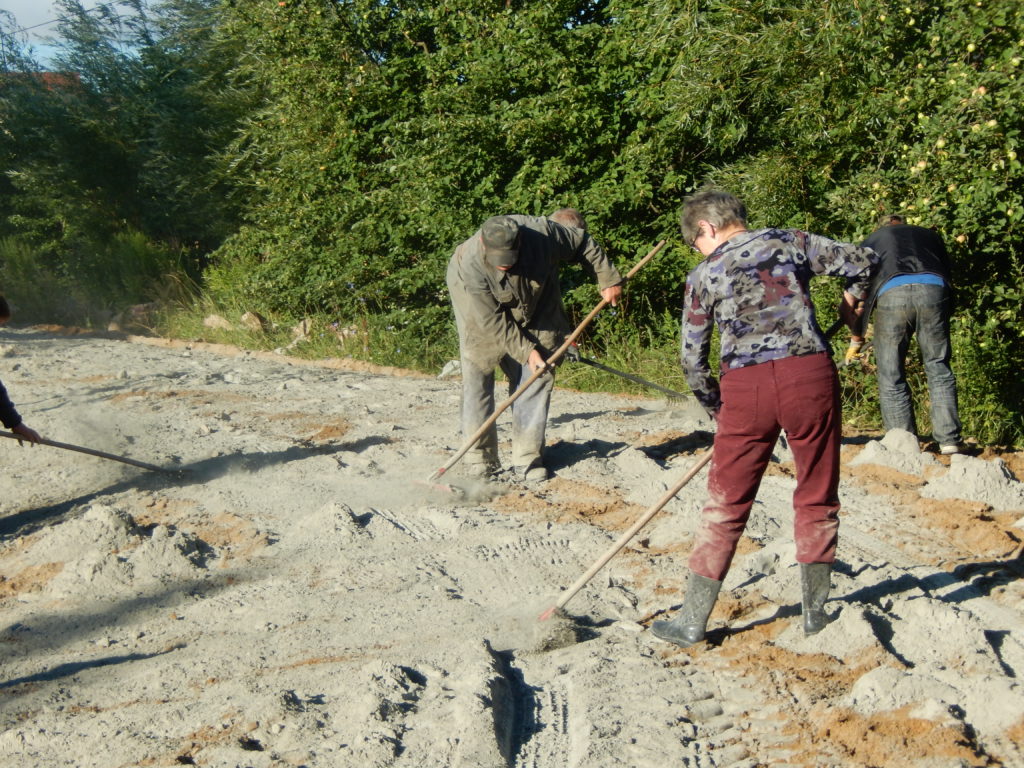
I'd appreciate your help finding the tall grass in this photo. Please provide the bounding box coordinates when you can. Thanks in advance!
[0,232,196,327]
[0,236,87,323]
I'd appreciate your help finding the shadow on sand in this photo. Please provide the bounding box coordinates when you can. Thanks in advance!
[0,439,372,540]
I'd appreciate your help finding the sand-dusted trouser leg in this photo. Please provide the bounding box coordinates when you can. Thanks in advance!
[651,571,723,647]
[499,355,554,470]
[459,353,554,471]
[459,354,501,471]
[801,562,831,635]
[689,353,841,582]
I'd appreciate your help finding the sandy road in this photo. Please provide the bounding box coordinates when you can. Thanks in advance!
[0,326,1022,767]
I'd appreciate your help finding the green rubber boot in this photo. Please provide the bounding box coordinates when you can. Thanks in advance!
[651,571,723,648]
[801,562,832,635]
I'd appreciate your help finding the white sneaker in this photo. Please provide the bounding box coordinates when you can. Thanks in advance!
[939,443,961,455]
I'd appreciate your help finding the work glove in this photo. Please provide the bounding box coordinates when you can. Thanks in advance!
[844,339,865,365]
[565,343,581,363]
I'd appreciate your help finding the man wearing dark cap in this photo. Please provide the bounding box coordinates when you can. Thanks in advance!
[445,209,623,481]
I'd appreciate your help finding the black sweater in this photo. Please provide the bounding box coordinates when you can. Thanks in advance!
[856,224,954,336]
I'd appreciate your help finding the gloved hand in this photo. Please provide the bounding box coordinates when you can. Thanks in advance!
[844,338,865,365]
[565,343,581,362]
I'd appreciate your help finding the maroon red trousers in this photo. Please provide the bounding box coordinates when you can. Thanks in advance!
[689,352,841,581]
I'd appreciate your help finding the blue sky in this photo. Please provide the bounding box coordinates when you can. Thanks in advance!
[1,0,107,64]
[1,1,107,39]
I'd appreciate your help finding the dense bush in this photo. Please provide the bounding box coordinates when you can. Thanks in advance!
[202,0,1022,444]
[1,0,1021,444]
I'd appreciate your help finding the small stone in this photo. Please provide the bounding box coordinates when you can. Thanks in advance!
[203,314,233,330]
[240,311,267,332]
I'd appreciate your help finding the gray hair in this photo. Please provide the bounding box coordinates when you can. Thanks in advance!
[549,207,587,230]
[679,189,747,245]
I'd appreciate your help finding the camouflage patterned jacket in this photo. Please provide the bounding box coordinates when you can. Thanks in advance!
[446,215,622,372]
[681,227,877,415]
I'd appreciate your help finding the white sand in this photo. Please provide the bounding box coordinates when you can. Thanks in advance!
[0,327,1022,767]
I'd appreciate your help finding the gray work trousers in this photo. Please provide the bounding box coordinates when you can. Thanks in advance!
[460,353,554,470]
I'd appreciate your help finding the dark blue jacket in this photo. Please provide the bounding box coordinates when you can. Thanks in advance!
[0,380,22,429]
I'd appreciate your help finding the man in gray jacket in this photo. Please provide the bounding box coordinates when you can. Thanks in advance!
[445,209,623,482]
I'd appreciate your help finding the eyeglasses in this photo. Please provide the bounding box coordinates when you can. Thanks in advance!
[688,230,703,250]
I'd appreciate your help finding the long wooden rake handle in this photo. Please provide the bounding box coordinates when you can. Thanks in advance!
[0,430,173,474]
[428,239,667,482]
[538,449,713,621]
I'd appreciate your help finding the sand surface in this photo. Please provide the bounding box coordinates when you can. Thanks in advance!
[1,326,1022,767]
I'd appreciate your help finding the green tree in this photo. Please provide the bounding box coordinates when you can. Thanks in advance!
[207,0,1024,444]
[0,0,254,314]
[7,0,1020,443]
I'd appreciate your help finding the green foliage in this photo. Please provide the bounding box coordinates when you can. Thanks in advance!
[951,276,1024,445]
[0,0,253,319]
[0,231,195,325]
[207,0,682,322]
[558,307,690,397]
[347,303,459,371]
[197,0,1024,446]
[0,237,84,323]
[3,0,1023,445]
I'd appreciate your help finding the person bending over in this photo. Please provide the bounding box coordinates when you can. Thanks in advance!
[445,210,622,482]
[847,214,963,455]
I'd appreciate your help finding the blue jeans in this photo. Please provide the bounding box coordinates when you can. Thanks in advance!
[873,283,961,445]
